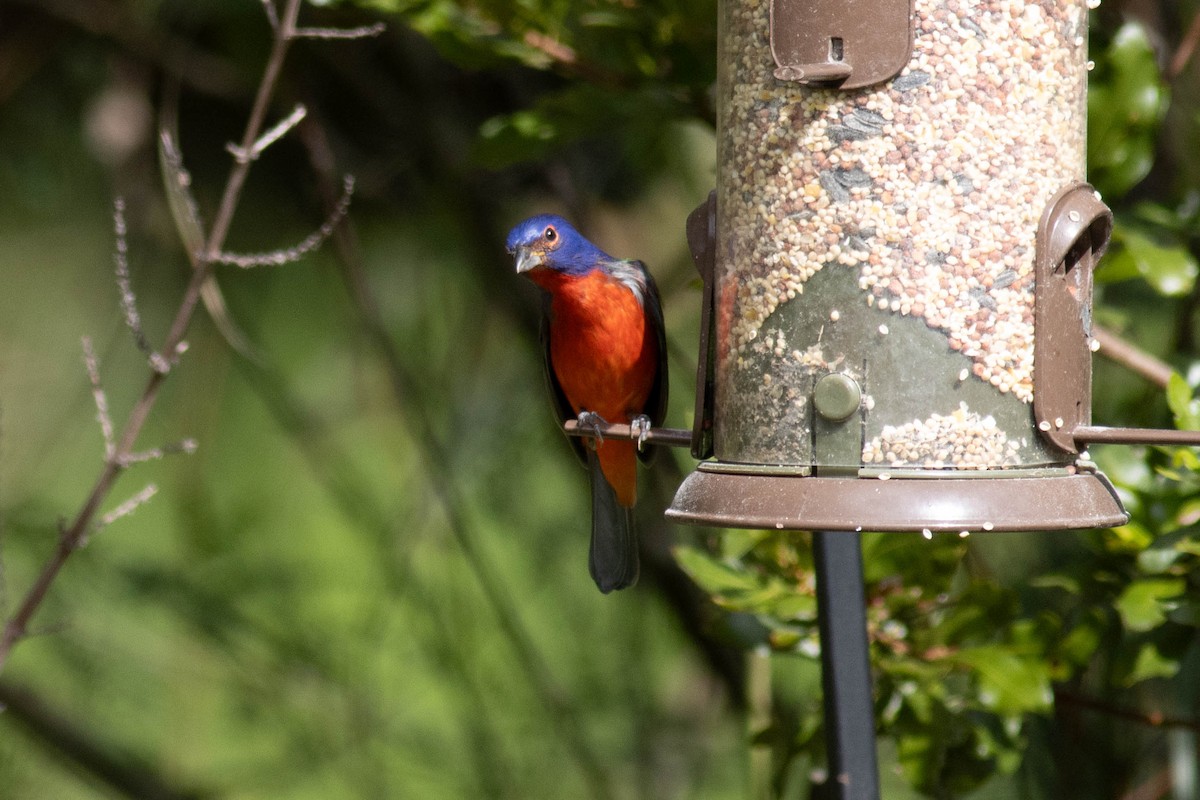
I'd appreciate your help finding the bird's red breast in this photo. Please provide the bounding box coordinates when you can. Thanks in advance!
[530,267,660,507]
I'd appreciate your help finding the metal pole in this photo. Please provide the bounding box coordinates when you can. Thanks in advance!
[811,530,880,800]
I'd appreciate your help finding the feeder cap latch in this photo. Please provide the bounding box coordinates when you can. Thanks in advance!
[770,0,914,89]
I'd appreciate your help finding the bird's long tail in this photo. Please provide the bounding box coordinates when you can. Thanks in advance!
[587,449,639,593]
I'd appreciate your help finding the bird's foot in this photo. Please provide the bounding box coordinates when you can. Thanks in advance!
[577,411,607,449]
[630,415,652,452]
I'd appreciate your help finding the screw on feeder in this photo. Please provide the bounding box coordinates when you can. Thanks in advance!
[813,373,862,422]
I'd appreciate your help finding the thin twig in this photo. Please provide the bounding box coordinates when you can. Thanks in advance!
[1056,686,1200,733]
[212,175,355,268]
[111,199,142,349]
[260,0,279,30]
[159,110,264,363]
[93,484,158,536]
[292,23,386,40]
[1092,325,1174,389]
[119,439,199,467]
[523,30,579,67]
[1167,10,1200,81]
[226,103,307,163]
[112,199,169,372]
[81,337,116,462]
[0,0,307,672]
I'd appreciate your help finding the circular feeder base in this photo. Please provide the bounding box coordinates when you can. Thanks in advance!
[665,468,1128,532]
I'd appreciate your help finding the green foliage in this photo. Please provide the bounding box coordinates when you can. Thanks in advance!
[5,1,1200,799]
[350,0,716,169]
[680,532,1049,796]
[0,2,735,799]
[1102,223,1198,297]
[1088,22,1167,199]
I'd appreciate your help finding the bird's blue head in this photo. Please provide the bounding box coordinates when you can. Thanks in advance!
[506,214,611,278]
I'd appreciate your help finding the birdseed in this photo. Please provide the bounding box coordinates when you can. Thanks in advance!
[713,0,1088,469]
[862,402,1021,469]
[716,0,1087,400]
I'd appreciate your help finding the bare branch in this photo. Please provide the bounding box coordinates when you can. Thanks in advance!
[291,22,386,40]
[211,175,355,268]
[95,484,158,533]
[112,199,145,349]
[112,198,170,373]
[520,29,628,87]
[0,0,312,674]
[202,0,303,263]
[80,337,116,462]
[1056,686,1200,733]
[79,340,198,470]
[261,0,280,30]
[1168,10,1200,81]
[1092,325,1174,389]
[160,121,264,362]
[119,438,198,467]
[226,103,307,164]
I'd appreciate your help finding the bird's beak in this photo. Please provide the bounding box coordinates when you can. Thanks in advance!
[513,246,544,274]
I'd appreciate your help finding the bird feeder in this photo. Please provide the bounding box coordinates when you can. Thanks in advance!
[541,3,1200,796]
[663,0,1170,534]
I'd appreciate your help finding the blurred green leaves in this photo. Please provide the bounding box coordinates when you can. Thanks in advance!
[1115,577,1186,632]
[678,531,1070,796]
[1089,22,1167,199]
[4,0,1200,798]
[0,2,737,798]
[1090,22,1199,305]
[349,0,716,169]
[473,83,691,168]
[1102,223,1198,296]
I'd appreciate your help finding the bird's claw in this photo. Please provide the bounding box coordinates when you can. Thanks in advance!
[577,411,607,449]
[631,415,652,452]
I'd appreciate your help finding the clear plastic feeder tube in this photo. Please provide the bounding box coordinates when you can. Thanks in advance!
[713,0,1091,472]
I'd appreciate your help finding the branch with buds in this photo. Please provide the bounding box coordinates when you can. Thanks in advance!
[0,0,380,673]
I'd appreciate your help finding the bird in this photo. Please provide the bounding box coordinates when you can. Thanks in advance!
[507,214,668,593]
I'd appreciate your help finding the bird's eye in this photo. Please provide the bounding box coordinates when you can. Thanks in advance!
[544,226,557,243]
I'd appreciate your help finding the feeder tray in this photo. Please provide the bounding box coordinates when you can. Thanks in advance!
[666,468,1126,532]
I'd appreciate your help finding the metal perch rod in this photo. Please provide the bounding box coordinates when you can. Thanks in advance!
[562,420,1200,451]
[561,419,694,448]
[1074,426,1200,447]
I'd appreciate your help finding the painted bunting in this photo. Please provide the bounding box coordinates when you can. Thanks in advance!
[507,214,668,593]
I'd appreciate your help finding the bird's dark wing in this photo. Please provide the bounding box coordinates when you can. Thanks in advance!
[540,297,588,465]
[637,261,669,466]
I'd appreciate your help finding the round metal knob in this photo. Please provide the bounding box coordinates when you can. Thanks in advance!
[813,373,861,421]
